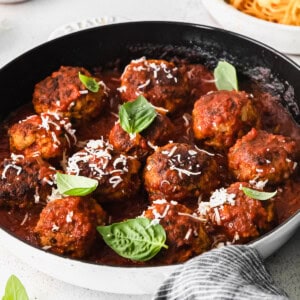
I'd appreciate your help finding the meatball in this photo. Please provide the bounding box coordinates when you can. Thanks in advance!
[228,128,298,183]
[32,66,106,121]
[0,154,56,209]
[9,113,76,160]
[109,113,175,159]
[119,57,189,114]
[192,90,260,149]
[34,196,106,258]
[143,199,210,263]
[202,182,275,243]
[66,138,141,201]
[143,143,220,202]
[183,64,217,101]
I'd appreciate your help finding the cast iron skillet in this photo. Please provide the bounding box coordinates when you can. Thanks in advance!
[0,21,299,294]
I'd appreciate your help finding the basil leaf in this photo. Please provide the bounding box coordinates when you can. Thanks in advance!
[56,173,98,196]
[119,95,157,134]
[2,275,29,300]
[78,72,99,93]
[214,61,239,91]
[241,186,277,200]
[97,217,168,261]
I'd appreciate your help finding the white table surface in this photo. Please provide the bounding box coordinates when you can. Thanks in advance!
[0,0,299,299]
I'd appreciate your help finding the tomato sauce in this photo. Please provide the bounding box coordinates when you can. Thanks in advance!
[0,66,299,267]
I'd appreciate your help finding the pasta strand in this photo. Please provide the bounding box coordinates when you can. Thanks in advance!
[226,0,300,25]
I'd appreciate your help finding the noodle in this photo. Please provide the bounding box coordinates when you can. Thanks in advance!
[226,0,300,26]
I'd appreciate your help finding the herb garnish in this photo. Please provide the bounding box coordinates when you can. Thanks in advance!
[241,186,277,200]
[214,61,239,91]
[97,217,168,261]
[56,173,98,196]
[2,275,29,300]
[119,95,157,134]
[78,72,100,93]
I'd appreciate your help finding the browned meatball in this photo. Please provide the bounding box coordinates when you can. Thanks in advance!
[33,66,106,121]
[228,128,298,183]
[143,143,220,202]
[0,154,56,209]
[34,196,106,258]
[143,199,210,263]
[9,113,76,160]
[192,90,260,149]
[202,182,275,243]
[119,58,189,114]
[109,113,175,159]
[183,64,217,101]
[66,139,141,202]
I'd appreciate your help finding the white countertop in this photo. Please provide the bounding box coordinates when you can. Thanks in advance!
[0,0,299,299]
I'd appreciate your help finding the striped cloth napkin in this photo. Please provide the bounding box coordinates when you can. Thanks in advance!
[153,245,289,300]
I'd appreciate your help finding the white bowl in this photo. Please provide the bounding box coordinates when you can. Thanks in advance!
[202,0,300,55]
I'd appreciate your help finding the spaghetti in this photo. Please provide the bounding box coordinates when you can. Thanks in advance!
[226,0,300,26]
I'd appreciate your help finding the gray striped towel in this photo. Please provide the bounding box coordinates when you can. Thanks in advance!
[153,245,289,300]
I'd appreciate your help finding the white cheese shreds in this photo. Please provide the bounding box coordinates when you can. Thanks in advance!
[249,178,268,190]
[153,199,168,204]
[178,212,206,222]
[152,204,170,220]
[184,228,193,240]
[137,79,151,90]
[67,137,132,189]
[42,246,52,250]
[188,150,197,156]
[167,146,178,157]
[34,187,40,203]
[147,141,158,150]
[169,165,201,178]
[79,90,89,95]
[47,188,64,202]
[1,164,22,179]
[198,202,210,216]
[131,57,146,63]
[214,208,221,225]
[209,187,236,207]
[109,176,123,188]
[182,114,190,127]
[160,179,171,186]
[151,105,169,113]
[51,224,60,232]
[20,213,29,226]
[233,231,240,242]
[194,145,215,156]
[117,85,127,93]
[10,153,24,161]
[66,211,74,223]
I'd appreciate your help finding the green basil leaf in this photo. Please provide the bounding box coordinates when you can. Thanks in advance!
[214,61,239,91]
[97,217,168,261]
[241,186,277,200]
[56,173,98,196]
[119,95,157,134]
[2,275,29,300]
[78,72,99,93]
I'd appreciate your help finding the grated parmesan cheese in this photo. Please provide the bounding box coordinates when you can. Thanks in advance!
[66,211,73,223]
[209,187,236,207]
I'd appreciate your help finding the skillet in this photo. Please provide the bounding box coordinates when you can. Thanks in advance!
[0,21,299,294]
